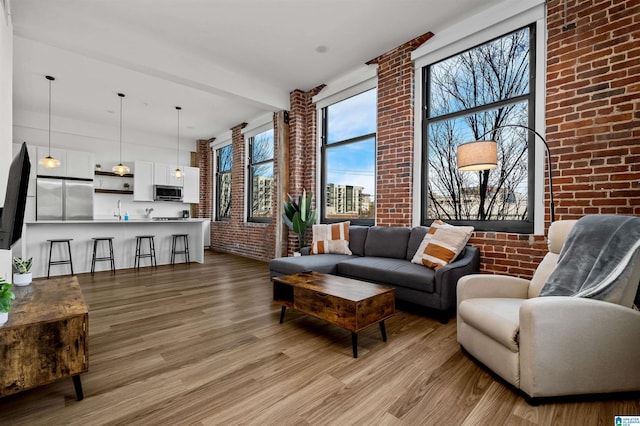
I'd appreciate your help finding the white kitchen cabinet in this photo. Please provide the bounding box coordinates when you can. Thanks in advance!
[133,160,154,201]
[66,150,95,179]
[182,166,200,204]
[153,163,183,187]
[36,146,66,177]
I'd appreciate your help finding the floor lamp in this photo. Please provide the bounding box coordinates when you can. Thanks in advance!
[456,124,555,222]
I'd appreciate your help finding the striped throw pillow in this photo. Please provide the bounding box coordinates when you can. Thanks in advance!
[312,221,352,255]
[411,220,474,270]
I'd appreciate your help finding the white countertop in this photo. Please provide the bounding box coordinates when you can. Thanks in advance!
[26,218,207,224]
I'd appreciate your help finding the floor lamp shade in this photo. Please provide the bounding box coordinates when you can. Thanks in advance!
[457,141,498,171]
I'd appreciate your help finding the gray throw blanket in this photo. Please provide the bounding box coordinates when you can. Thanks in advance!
[539,215,640,307]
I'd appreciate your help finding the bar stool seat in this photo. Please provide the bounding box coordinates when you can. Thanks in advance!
[135,235,157,270]
[171,234,190,265]
[91,237,115,274]
[47,239,74,279]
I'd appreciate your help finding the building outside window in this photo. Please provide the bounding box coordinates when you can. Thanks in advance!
[321,88,376,225]
[215,144,232,221]
[248,128,274,222]
[422,24,535,233]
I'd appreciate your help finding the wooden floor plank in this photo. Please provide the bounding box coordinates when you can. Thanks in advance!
[1,250,638,425]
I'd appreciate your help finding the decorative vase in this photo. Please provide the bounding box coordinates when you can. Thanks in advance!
[0,312,7,326]
[13,272,32,286]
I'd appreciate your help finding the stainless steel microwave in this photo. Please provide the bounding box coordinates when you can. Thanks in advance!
[154,185,183,201]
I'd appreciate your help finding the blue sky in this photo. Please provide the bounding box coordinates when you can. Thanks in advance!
[326,89,376,195]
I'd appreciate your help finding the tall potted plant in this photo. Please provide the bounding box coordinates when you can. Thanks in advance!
[12,257,33,286]
[0,279,15,326]
[283,189,316,253]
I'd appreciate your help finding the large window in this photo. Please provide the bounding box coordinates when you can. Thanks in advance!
[321,88,376,224]
[422,25,535,233]
[215,144,232,221]
[248,128,274,222]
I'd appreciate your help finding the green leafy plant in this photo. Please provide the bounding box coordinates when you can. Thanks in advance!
[12,257,33,274]
[283,189,316,250]
[0,279,15,313]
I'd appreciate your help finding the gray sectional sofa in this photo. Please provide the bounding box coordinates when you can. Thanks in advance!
[269,225,480,323]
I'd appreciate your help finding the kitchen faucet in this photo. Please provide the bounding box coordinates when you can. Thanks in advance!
[114,200,122,220]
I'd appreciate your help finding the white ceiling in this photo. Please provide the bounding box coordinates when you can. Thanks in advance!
[10,0,504,148]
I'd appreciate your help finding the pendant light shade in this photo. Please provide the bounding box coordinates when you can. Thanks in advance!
[174,106,182,178]
[112,93,130,176]
[38,75,61,169]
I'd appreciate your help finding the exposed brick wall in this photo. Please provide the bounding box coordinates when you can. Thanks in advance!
[195,139,212,218]
[285,86,324,254]
[209,119,278,261]
[367,32,434,227]
[546,0,640,220]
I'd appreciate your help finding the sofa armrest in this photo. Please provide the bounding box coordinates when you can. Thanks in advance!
[457,274,531,304]
[434,245,480,311]
[519,297,640,397]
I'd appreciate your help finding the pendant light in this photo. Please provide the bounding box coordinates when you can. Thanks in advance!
[112,93,130,176]
[38,75,61,169]
[174,106,183,178]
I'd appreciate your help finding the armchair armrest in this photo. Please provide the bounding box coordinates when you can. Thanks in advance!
[519,297,640,397]
[457,274,531,305]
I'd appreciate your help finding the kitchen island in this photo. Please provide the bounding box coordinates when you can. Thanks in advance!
[20,219,207,278]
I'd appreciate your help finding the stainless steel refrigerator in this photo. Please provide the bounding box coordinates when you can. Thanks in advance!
[36,178,94,220]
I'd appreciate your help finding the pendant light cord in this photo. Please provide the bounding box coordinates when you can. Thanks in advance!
[119,93,124,164]
[46,75,54,156]
[176,106,181,169]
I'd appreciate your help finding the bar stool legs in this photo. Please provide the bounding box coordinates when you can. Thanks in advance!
[47,239,74,279]
[171,234,190,265]
[91,237,115,274]
[135,235,157,270]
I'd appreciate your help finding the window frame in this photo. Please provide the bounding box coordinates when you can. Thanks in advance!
[247,128,274,223]
[215,143,232,222]
[319,88,377,226]
[420,23,537,234]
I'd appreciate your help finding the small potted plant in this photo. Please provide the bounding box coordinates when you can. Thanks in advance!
[12,256,33,286]
[283,189,316,255]
[95,164,102,171]
[123,182,131,190]
[0,278,15,326]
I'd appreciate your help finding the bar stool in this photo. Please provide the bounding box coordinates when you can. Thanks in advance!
[47,239,74,279]
[171,234,190,265]
[134,235,157,270]
[91,237,116,274]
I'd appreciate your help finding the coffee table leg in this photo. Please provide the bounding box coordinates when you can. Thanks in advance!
[72,375,84,401]
[279,306,287,324]
[379,320,387,342]
[351,332,358,358]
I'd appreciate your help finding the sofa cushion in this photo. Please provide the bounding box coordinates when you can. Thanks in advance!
[364,226,411,259]
[269,254,353,276]
[411,220,474,270]
[407,226,429,260]
[337,257,436,293]
[348,226,369,257]
[458,298,524,352]
[312,221,351,255]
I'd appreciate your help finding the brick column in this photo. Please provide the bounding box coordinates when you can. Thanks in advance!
[195,139,213,218]
[367,32,434,227]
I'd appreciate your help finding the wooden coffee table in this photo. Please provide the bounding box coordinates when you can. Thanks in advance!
[273,272,395,358]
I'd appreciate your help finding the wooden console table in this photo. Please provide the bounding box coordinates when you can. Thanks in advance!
[0,276,88,400]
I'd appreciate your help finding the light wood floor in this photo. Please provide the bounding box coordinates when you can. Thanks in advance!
[1,251,638,425]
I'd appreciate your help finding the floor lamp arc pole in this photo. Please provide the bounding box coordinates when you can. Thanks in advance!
[475,124,555,222]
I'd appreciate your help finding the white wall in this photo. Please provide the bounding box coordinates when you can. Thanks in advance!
[0,5,13,281]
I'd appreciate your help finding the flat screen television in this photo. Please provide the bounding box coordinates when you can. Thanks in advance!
[0,142,31,250]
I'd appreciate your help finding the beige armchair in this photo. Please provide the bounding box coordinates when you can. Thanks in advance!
[457,220,640,402]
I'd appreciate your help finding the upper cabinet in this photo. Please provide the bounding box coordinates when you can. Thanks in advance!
[35,146,94,179]
[182,166,200,204]
[153,163,184,187]
[66,150,95,179]
[133,160,154,201]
